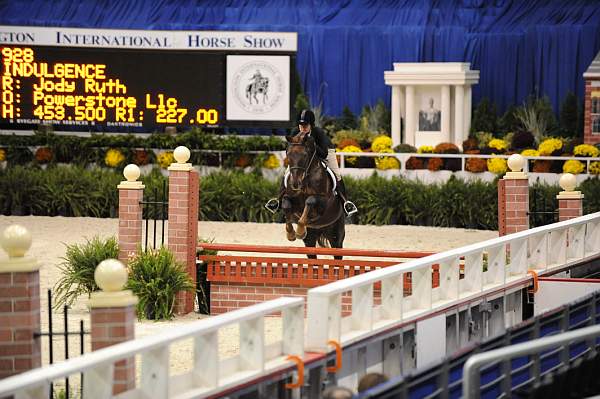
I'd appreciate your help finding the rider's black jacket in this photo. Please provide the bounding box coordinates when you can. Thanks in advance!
[292,126,334,159]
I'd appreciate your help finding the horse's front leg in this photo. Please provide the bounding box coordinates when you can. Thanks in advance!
[296,196,317,239]
[282,197,296,242]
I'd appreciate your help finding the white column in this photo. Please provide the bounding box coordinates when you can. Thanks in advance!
[405,85,416,147]
[441,85,451,140]
[464,85,472,143]
[391,85,401,147]
[454,85,464,148]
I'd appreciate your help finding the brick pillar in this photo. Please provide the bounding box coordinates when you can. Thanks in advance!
[0,225,41,380]
[89,259,138,395]
[117,165,145,264]
[557,173,584,222]
[499,155,529,236]
[168,146,199,315]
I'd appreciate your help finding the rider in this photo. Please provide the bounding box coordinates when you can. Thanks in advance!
[265,109,358,216]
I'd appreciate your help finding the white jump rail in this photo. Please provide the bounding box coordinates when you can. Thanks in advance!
[0,297,305,399]
[335,151,600,174]
[306,212,600,352]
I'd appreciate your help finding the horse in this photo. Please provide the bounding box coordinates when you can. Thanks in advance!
[246,77,269,104]
[281,132,345,259]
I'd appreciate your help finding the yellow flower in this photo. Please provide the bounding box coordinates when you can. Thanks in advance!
[538,138,563,156]
[338,145,362,165]
[374,148,400,170]
[263,154,280,169]
[590,161,600,175]
[417,145,435,154]
[573,144,600,158]
[104,148,125,168]
[521,149,540,157]
[562,160,585,175]
[0,148,5,162]
[371,135,393,153]
[157,151,175,169]
[488,139,508,152]
[487,157,507,175]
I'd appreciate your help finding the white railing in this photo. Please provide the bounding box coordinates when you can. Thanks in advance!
[336,151,600,173]
[306,212,600,351]
[0,297,304,399]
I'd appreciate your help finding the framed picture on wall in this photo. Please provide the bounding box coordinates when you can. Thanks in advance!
[418,87,441,132]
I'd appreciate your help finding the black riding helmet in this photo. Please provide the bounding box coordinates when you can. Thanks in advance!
[297,109,315,126]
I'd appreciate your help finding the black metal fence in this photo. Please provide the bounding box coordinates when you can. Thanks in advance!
[34,289,89,399]
[528,180,558,228]
[140,180,168,251]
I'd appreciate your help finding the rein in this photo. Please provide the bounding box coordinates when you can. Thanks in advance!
[287,142,317,187]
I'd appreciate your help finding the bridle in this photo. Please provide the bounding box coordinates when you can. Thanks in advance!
[287,141,317,188]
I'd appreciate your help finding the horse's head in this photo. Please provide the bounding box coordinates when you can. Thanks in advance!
[285,132,317,192]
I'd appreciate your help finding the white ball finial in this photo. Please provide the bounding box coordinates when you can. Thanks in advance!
[95,259,128,292]
[0,225,32,258]
[507,154,525,172]
[123,164,140,182]
[173,146,191,164]
[559,173,577,192]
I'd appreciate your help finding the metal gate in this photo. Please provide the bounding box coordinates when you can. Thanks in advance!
[35,289,89,399]
[528,178,558,227]
[140,180,168,251]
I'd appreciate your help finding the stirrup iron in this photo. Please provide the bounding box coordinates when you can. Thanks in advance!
[265,198,280,214]
[343,201,358,216]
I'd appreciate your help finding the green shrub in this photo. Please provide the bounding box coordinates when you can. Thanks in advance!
[126,246,194,320]
[471,98,498,135]
[53,236,119,308]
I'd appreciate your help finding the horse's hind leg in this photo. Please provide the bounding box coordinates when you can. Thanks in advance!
[330,219,345,260]
[303,230,317,260]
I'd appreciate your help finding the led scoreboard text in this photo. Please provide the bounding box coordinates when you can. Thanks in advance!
[0,46,224,130]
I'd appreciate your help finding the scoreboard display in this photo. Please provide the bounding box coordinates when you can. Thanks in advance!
[0,27,297,132]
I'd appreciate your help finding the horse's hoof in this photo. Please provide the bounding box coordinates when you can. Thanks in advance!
[287,232,296,241]
[296,230,307,240]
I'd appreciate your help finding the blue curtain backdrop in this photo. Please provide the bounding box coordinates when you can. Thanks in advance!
[1,0,600,117]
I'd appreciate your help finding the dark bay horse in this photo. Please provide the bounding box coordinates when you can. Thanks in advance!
[282,132,345,258]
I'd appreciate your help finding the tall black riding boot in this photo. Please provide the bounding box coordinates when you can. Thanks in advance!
[336,179,358,216]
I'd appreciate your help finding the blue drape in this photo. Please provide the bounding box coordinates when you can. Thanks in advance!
[1,0,600,116]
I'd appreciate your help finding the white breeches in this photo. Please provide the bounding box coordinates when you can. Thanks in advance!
[326,149,342,181]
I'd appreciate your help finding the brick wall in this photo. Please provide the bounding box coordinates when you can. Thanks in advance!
[558,198,583,222]
[500,179,529,235]
[91,306,136,394]
[584,79,600,145]
[118,188,143,264]
[0,271,41,379]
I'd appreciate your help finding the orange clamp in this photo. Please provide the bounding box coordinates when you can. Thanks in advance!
[528,270,539,294]
[326,340,342,373]
[285,355,305,389]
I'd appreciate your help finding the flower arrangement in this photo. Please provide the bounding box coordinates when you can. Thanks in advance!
[339,145,362,166]
[133,149,151,165]
[590,161,600,175]
[35,147,53,163]
[487,139,508,153]
[465,158,487,173]
[474,131,493,149]
[405,157,424,169]
[427,157,443,171]
[374,148,399,170]
[235,154,253,167]
[104,148,125,168]
[417,145,435,154]
[371,135,393,153]
[263,154,280,169]
[434,142,460,154]
[157,151,175,169]
[337,138,360,150]
[0,148,5,162]
[521,149,540,157]
[562,159,585,174]
[486,157,508,175]
[573,144,600,158]
[462,137,479,151]
[538,138,563,156]
[533,160,552,173]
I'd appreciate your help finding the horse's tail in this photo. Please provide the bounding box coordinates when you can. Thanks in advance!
[317,235,330,248]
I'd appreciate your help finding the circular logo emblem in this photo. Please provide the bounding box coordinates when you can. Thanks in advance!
[232,61,283,114]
